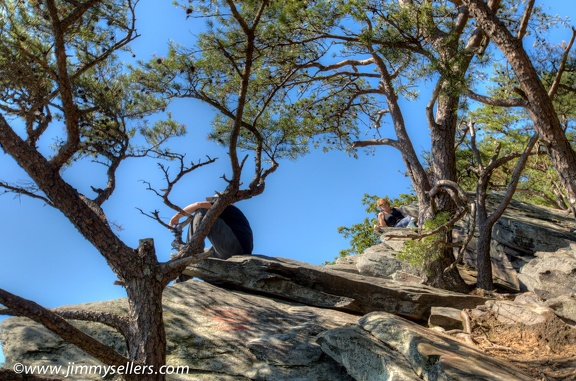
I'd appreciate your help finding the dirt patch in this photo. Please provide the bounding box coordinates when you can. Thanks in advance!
[467,310,576,380]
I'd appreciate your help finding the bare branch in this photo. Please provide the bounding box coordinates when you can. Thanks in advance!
[0,181,53,205]
[303,57,375,72]
[157,156,218,213]
[466,89,527,107]
[516,0,534,41]
[485,133,539,226]
[351,137,399,149]
[1,306,130,340]
[445,202,477,274]
[454,121,470,150]
[548,27,576,100]
[429,179,470,210]
[426,82,440,128]
[468,120,483,171]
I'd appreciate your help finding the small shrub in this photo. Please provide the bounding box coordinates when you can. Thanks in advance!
[397,211,450,273]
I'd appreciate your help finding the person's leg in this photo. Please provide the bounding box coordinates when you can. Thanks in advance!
[395,216,413,228]
[189,208,243,259]
[187,209,207,252]
[206,217,244,259]
[176,210,208,283]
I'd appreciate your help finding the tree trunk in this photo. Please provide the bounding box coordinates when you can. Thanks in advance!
[123,239,167,381]
[426,252,472,293]
[431,94,459,203]
[475,220,494,291]
[424,88,470,292]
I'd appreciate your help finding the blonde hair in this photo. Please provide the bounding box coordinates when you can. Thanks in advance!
[377,198,390,208]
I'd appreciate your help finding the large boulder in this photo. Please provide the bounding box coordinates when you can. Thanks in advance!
[318,311,534,381]
[356,241,421,280]
[183,255,489,322]
[1,281,358,381]
[455,197,575,291]
[331,196,576,295]
[518,245,576,322]
[1,254,573,380]
[327,229,423,282]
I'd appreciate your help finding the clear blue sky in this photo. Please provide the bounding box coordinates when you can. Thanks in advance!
[1,0,574,363]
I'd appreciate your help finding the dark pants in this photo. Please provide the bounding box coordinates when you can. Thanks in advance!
[187,208,244,260]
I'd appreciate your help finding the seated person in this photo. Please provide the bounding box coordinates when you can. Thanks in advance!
[169,195,253,259]
[373,197,416,232]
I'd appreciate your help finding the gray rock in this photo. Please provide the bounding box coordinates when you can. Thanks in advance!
[544,295,576,323]
[317,326,422,381]
[428,306,464,331]
[184,255,489,322]
[392,270,424,284]
[329,255,359,274]
[379,228,415,252]
[1,281,358,381]
[493,199,576,255]
[0,300,127,379]
[484,299,554,325]
[517,246,576,321]
[453,196,576,291]
[518,246,576,298]
[355,244,418,279]
[318,311,534,381]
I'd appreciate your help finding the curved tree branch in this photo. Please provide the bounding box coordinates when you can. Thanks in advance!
[466,89,527,107]
[0,288,129,366]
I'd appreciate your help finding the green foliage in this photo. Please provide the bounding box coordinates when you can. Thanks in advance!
[336,194,381,258]
[0,0,178,173]
[139,0,371,168]
[397,211,450,273]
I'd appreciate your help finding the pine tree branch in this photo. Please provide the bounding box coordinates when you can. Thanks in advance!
[0,306,130,341]
[516,0,534,40]
[466,89,527,107]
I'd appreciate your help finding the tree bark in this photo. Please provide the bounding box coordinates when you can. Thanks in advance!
[123,239,167,381]
[475,185,494,291]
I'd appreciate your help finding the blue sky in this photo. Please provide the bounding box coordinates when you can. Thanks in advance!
[1,0,575,363]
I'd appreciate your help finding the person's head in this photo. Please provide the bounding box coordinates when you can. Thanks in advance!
[377,198,391,211]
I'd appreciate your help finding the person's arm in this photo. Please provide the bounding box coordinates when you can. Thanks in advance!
[374,212,388,232]
[169,201,212,227]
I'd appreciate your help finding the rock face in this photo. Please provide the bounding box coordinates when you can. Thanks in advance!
[318,312,534,381]
[1,275,534,381]
[2,281,358,381]
[518,245,576,322]
[183,255,489,322]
